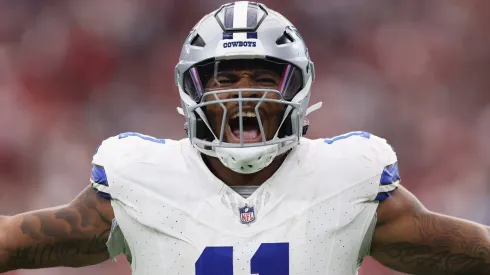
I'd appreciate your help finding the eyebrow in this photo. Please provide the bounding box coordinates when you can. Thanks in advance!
[254,69,281,77]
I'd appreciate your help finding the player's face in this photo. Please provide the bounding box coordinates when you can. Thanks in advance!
[204,64,284,144]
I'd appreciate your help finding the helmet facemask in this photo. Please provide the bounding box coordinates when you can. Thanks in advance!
[180,58,306,174]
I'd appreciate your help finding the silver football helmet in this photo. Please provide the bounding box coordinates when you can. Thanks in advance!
[175,1,319,174]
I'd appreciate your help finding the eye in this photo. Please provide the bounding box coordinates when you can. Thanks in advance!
[256,77,278,86]
[217,77,232,85]
[216,74,238,87]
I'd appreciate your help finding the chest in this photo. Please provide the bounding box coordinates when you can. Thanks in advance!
[114,186,375,275]
[113,148,378,274]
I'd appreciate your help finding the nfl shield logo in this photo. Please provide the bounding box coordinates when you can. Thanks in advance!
[239,205,255,224]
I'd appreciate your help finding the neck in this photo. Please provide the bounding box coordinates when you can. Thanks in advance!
[202,152,288,187]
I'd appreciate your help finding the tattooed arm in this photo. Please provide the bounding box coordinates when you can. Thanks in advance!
[0,186,114,273]
[370,185,490,275]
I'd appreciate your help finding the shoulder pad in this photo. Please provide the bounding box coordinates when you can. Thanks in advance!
[324,131,396,168]
[93,132,166,166]
[91,132,166,200]
[323,131,399,201]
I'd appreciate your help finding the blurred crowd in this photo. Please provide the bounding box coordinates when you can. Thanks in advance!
[0,0,489,274]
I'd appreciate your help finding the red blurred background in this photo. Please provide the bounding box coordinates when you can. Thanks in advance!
[0,0,489,274]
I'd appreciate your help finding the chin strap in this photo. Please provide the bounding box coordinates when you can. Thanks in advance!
[302,101,322,136]
[177,107,185,116]
[305,101,323,116]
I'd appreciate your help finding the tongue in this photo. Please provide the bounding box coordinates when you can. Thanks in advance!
[233,128,260,139]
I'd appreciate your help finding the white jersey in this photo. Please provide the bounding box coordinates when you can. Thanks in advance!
[91,132,399,275]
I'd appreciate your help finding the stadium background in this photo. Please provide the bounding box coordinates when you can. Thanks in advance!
[0,0,489,274]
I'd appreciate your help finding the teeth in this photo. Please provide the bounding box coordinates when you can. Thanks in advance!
[231,111,256,119]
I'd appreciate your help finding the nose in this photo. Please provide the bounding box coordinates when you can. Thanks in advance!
[228,76,260,99]
[229,91,260,99]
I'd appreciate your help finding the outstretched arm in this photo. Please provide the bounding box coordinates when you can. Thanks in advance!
[371,185,490,274]
[0,186,114,273]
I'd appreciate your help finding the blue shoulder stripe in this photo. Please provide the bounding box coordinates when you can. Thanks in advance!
[324,131,371,144]
[380,162,400,185]
[118,132,165,144]
[91,165,108,186]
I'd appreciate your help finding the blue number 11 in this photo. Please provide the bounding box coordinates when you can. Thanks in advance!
[195,243,289,275]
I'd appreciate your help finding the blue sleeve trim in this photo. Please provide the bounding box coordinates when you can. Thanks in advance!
[324,131,371,144]
[91,165,108,186]
[375,191,393,201]
[380,162,400,185]
[96,190,112,200]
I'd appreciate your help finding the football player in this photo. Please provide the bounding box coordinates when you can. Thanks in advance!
[1,2,489,275]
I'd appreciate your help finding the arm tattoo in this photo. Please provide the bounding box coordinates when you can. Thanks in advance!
[4,188,113,269]
[7,228,110,268]
[379,212,490,274]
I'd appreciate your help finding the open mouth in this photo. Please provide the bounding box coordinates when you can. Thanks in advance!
[226,110,265,143]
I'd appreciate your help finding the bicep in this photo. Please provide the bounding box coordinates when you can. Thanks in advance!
[1,186,114,271]
[371,186,490,274]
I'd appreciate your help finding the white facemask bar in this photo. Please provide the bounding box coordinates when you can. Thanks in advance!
[306,101,322,116]
[178,101,321,118]
[186,88,301,149]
